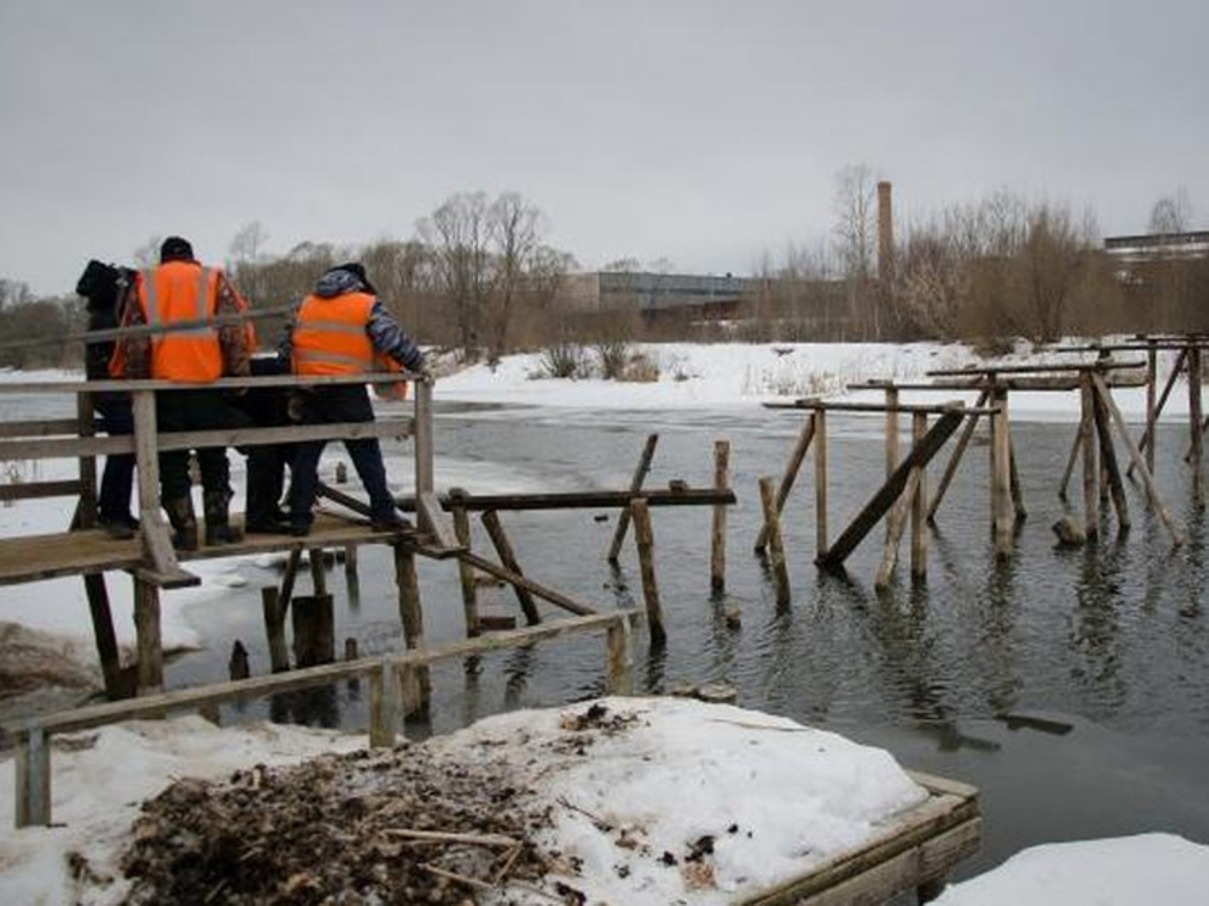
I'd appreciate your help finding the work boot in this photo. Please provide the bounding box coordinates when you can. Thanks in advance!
[203,489,244,546]
[164,496,199,552]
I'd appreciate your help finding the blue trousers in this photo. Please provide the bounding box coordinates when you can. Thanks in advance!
[288,385,396,527]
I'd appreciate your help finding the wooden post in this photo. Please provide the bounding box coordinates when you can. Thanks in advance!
[393,542,431,714]
[343,544,359,600]
[413,378,434,496]
[605,617,634,695]
[755,413,815,552]
[929,389,989,521]
[14,728,50,827]
[1058,425,1083,502]
[131,389,160,516]
[814,409,829,560]
[607,434,659,563]
[875,469,921,590]
[450,489,480,637]
[308,547,328,597]
[261,586,290,673]
[910,412,928,580]
[1189,346,1204,507]
[1091,379,1131,531]
[710,440,729,592]
[368,660,400,747]
[131,577,164,695]
[291,594,335,668]
[629,499,666,646]
[228,640,250,681]
[1008,436,1026,522]
[1091,371,1183,546]
[481,510,541,625]
[989,386,1013,557]
[1079,375,1099,540]
[884,386,899,542]
[279,547,302,611]
[83,574,126,698]
[758,476,791,610]
[1146,340,1158,474]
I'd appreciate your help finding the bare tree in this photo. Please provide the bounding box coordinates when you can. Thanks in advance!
[487,192,544,361]
[1149,186,1193,235]
[417,192,494,360]
[229,220,268,264]
[832,163,880,338]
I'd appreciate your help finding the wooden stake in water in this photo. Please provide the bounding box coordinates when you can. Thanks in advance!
[629,499,666,646]
[711,440,730,592]
[758,476,790,610]
[608,434,658,563]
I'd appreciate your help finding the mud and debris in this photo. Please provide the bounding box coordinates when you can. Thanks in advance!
[114,703,658,905]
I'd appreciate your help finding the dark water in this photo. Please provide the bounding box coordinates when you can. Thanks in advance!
[137,400,1209,879]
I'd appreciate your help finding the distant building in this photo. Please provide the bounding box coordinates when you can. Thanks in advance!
[1104,231,1209,282]
[564,271,759,320]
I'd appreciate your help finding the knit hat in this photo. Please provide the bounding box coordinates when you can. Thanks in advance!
[160,236,195,262]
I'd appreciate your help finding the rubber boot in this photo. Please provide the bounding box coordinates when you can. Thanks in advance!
[164,495,198,552]
[203,488,243,546]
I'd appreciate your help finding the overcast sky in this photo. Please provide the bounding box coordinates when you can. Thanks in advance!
[1,0,1205,295]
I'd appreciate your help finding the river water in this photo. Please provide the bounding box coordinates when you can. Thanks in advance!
[10,388,1209,880]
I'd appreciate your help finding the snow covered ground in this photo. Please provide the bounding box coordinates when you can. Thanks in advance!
[1,342,1207,903]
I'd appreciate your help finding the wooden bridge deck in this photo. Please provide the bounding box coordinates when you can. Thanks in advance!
[0,510,417,588]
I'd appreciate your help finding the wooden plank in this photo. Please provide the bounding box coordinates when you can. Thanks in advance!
[910,412,928,579]
[0,418,89,439]
[1091,380,1130,531]
[738,788,980,905]
[1080,377,1099,539]
[402,487,736,513]
[0,372,418,395]
[608,434,659,562]
[0,480,82,503]
[138,508,197,588]
[1146,341,1158,474]
[766,400,993,415]
[83,573,126,698]
[0,418,414,462]
[928,360,1145,376]
[412,379,434,497]
[1190,347,1204,507]
[416,491,459,552]
[815,410,829,559]
[0,529,142,586]
[817,410,964,570]
[27,610,643,736]
[13,729,50,828]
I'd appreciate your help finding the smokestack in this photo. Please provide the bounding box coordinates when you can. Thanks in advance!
[877,180,894,285]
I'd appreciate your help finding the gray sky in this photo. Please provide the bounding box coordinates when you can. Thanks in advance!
[1,0,1206,295]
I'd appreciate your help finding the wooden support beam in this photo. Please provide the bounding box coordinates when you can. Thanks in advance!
[75,392,97,528]
[449,489,480,637]
[711,440,729,592]
[83,573,126,699]
[1146,340,1158,474]
[308,547,328,597]
[758,476,791,610]
[279,548,303,611]
[608,434,659,563]
[1080,376,1099,540]
[1190,346,1204,507]
[457,549,594,617]
[875,469,921,591]
[393,543,431,714]
[755,413,815,552]
[629,499,666,646]
[910,412,928,580]
[989,387,1014,557]
[927,389,989,522]
[368,660,401,747]
[1058,424,1083,502]
[291,594,335,669]
[13,729,49,828]
[481,510,541,625]
[132,577,163,695]
[0,480,83,503]
[343,544,359,600]
[1091,372,1183,546]
[261,586,290,673]
[1129,347,1186,478]
[815,410,829,560]
[1008,436,1027,522]
[1091,379,1131,532]
[605,618,634,695]
[817,409,963,571]
[885,387,900,542]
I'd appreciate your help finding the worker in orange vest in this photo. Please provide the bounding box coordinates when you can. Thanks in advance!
[111,236,255,550]
[282,262,425,537]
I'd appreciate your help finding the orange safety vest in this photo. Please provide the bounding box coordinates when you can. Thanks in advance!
[137,261,223,383]
[292,292,409,398]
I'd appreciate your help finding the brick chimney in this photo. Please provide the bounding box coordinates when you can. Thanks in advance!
[877,180,894,285]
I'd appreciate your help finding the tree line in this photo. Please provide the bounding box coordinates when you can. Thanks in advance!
[1,180,1205,370]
